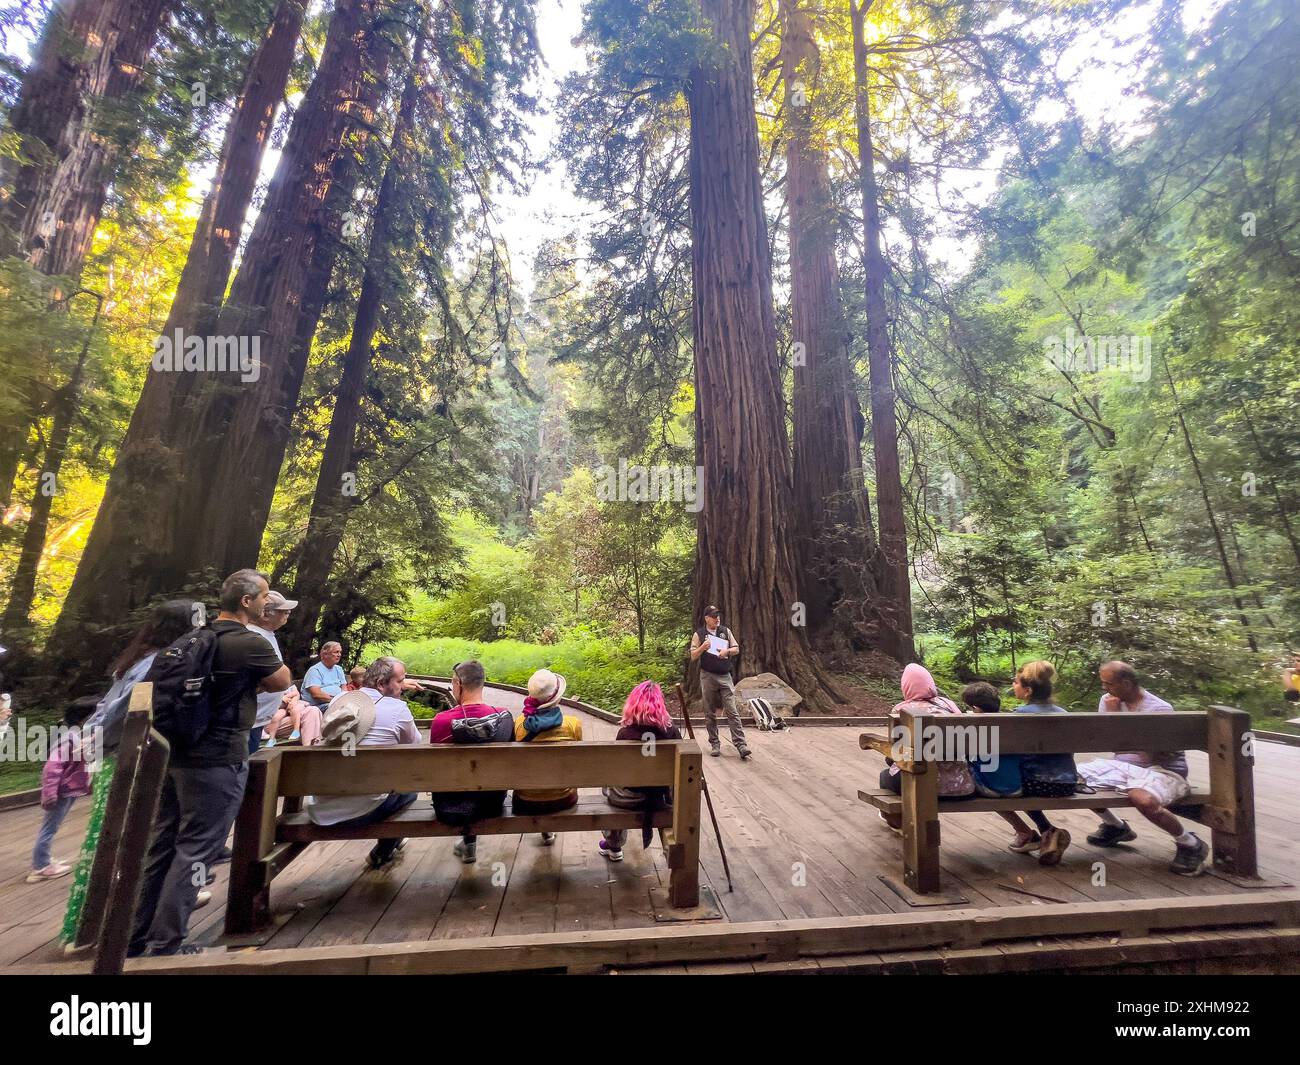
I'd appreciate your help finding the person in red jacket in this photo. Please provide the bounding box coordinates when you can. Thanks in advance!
[28,700,95,882]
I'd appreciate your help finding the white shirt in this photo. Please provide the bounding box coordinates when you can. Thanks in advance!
[247,624,288,729]
[1098,687,1187,776]
[306,687,420,825]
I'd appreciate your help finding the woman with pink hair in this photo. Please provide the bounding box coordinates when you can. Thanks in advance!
[600,682,682,862]
[878,664,974,833]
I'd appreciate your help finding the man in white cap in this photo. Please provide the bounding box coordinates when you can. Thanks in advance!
[513,668,583,845]
[246,590,315,753]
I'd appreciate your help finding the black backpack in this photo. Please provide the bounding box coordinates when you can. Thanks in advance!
[145,627,225,752]
[436,709,513,825]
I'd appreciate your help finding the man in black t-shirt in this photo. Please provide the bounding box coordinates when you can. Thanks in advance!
[130,569,290,957]
[689,605,751,760]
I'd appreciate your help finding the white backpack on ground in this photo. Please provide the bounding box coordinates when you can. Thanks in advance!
[747,697,789,731]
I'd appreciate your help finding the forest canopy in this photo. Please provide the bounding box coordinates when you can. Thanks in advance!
[0,0,1296,729]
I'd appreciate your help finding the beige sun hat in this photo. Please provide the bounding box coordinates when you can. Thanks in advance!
[321,690,376,746]
[526,668,567,709]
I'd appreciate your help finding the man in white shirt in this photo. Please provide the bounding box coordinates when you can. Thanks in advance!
[1080,660,1207,876]
[306,656,421,869]
[247,591,300,752]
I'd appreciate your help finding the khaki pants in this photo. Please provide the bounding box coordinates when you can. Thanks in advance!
[700,670,747,751]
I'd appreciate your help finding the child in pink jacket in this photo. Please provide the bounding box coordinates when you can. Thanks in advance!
[28,701,95,883]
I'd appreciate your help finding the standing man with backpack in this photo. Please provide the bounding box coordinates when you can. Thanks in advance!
[689,605,751,760]
[129,569,290,957]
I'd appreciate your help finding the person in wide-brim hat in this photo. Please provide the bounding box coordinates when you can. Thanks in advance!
[526,668,567,708]
[321,689,376,746]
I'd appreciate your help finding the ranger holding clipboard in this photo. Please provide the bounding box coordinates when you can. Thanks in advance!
[689,605,752,761]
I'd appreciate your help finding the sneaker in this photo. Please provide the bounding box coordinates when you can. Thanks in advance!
[1038,827,1071,866]
[877,811,903,837]
[737,746,753,761]
[539,832,556,846]
[264,737,277,749]
[1008,831,1043,854]
[1170,833,1209,877]
[193,889,213,909]
[289,729,301,742]
[599,839,624,862]
[453,839,477,864]
[367,840,406,870]
[25,862,72,883]
[710,746,721,757]
[1087,820,1137,847]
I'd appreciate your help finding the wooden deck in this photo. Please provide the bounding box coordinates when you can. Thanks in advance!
[2,695,1299,971]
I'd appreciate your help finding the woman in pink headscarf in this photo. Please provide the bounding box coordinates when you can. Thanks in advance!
[878,664,974,833]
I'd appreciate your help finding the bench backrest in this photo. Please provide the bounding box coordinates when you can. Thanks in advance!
[889,708,1242,757]
[264,739,698,797]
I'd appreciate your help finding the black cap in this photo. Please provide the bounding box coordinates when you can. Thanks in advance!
[704,605,720,618]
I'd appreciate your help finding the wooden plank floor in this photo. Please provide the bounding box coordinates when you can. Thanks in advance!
[3,696,1298,967]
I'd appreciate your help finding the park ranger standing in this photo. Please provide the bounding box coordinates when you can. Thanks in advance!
[689,605,751,760]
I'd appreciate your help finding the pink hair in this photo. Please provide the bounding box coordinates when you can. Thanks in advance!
[621,681,672,731]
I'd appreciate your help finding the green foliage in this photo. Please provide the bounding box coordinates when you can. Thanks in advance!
[380,635,681,714]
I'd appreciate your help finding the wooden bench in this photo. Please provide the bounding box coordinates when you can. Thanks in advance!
[858,705,1257,899]
[226,739,703,934]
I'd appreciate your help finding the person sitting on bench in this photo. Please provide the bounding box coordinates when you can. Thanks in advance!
[302,641,347,707]
[306,656,421,870]
[976,663,1074,866]
[1080,660,1208,876]
[512,668,582,845]
[878,664,973,834]
[429,659,513,865]
[600,681,682,863]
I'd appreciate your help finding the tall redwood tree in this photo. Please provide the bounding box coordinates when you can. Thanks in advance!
[688,0,837,704]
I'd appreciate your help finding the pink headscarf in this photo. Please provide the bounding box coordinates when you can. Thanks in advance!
[894,663,960,714]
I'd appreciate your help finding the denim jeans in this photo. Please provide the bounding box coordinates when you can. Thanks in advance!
[32,795,76,869]
[334,791,418,863]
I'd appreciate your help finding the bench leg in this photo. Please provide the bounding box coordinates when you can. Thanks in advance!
[1207,705,1258,878]
[668,747,702,908]
[225,753,279,936]
[899,736,941,894]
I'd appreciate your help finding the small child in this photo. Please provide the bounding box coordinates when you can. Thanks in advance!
[28,700,95,883]
[345,667,366,692]
[263,685,312,748]
[600,681,681,863]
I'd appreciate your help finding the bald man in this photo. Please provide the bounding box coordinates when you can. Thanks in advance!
[1078,661,1207,876]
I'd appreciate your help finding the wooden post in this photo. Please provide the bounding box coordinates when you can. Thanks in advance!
[226,749,282,935]
[668,743,703,908]
[1206,705,1257,878]
[93,727,169,975]
[899,709,941,895]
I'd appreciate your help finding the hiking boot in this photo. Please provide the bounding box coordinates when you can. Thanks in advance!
[453,839,477,864]
[1008,831,1042,854]
[599,839,624,862]
[709,745,721,757]
[1087,820,1137,847]
[1170,833,1209,877]
[1038,827,1071,866]
[25,862,71,883]
[193,889,213,910]
[539,832,556,846]
[737,746,753,761]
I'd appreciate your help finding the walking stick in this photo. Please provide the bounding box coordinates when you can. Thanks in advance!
[675,682,733,892]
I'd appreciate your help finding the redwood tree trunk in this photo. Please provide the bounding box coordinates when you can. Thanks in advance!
[782,0,880,643]
[180,0,396,579]
[282,34,426,669]
[48,0,309,669]
[0,0,170,280]
[1,295,101,636]
[688,0,838,706]
[850,0,914,661]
